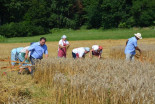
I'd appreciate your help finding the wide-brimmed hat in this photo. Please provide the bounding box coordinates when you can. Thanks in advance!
[84,47,90,52]
[61,35,67,39]
[134,33,142,39]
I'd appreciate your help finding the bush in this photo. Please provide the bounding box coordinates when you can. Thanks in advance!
[0,35,6,42]
[0,22,47,38]
[118,22,127,28]
[49,28,72,34]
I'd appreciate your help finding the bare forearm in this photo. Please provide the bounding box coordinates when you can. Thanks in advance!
[89,50,92,57]
[98,55,101,59]
[59,45,64,48]
[25,50,29,58]
[136,47,141,53]
[45,54,48,58]
[26,50,29,55]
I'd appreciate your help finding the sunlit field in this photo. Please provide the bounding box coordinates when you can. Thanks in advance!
[0,39,155,103]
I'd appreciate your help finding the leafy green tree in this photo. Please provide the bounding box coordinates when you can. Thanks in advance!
[48,0,80,29]
[24,0,50,29]
[131,0,155,27]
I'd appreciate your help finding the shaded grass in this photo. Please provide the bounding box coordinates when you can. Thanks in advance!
[4,28,155,43]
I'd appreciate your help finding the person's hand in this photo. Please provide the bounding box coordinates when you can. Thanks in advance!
[45,54,48,58]
[98,56,101,59]
[89,55,92,58]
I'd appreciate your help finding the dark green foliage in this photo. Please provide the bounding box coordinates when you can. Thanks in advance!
[0,35,6,42]
[0,22,46,38]
[0,0,154,37]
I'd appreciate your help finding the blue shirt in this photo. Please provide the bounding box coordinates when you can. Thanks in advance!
[28,42,48,59]
[11,47,24,54]
[125,37,137,55]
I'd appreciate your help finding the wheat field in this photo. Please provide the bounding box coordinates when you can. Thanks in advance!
[0,39,155,103]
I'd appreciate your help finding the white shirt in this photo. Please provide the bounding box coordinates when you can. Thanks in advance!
[72,47,85,57]
[58,39,69,51]
[20,46,31,57]
[59,39,69,46]
[20,46,29,53]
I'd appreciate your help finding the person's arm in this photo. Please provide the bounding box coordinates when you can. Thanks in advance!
[44,46,48,58]
[135,46,142,54]
[66,44,70,49]
[89,49,93,58]
[98,50,102,59]
[45,54,48,58]
[133,40,142,54]
[59,44,70,48]
[98,54,101,59]
[25,45,35,59]
[25,50,29,59]
[59,44,66,48]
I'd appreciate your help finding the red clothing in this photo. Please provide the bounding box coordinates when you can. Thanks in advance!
[76,53,79,58]
[92,50,102,56]
[58,42,67,58]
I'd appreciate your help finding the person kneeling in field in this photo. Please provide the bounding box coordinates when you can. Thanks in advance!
[58,35,70,58]
[72,47,90,59]
[89,45,103,59]
[18,45,33,74]
[11,47,24,66]
[11,43,34,74]
[124,33,142,61]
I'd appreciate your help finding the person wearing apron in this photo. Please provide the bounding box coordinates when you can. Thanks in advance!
[89,45,103,59]
[58,35,70,58]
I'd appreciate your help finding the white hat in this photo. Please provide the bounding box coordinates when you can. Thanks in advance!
[61,35,67,39]
[134,33,142,39]
[84,47,90,52]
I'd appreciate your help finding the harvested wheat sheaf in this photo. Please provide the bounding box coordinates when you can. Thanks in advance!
[34,58,155,104]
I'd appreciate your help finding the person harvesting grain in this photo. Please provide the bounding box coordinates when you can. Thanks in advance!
[72,47,90,59]
[58,35,70,58]
[89,45,103,59]
[11,42,34,74]
[18,45,32,74]
[11,47,24,66]
[125,33,142,61]
[25,37,48,65]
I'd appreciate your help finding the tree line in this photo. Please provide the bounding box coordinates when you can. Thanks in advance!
[0,0,154,37]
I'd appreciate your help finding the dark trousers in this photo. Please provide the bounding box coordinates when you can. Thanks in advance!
[72,52,76,59]
[30,56,42,74]
[30,56,35,65]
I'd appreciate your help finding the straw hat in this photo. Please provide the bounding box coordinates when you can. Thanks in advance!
[134,33,142,39]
